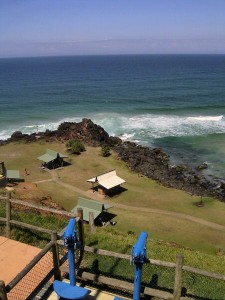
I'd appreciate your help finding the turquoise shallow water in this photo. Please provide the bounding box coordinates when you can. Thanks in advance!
[0,55,225,177]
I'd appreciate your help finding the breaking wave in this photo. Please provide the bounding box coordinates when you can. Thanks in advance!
[92,113,225,143]
[187,115,223,121]
[1,113,225,143]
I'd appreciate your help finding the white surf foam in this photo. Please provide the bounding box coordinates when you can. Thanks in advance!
[119,133,135,141]
[0,130,11,141]
[91,112,225,141]
[187,115,223,122]
[1,113,225,143]
[0,116,83,140]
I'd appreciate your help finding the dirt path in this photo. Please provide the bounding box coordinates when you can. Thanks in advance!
[46,169,225,232]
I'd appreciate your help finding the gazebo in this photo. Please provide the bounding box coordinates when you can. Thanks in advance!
[87,169,126,196]
[37,149,68,169]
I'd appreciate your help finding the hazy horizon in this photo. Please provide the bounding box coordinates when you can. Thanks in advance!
[1,0,225,58]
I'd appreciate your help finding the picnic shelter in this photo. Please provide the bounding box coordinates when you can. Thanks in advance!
[0,162,21,186]
[37,149,68,169]
[71,197,113,224]
[87,170,126,196]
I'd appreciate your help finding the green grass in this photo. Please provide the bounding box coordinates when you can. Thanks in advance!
[36,181,80,210]
[1,141,225,255]
[0,201,68,247]
[84,228,225,299]
[112,208,225,255]
[0,197,224,299]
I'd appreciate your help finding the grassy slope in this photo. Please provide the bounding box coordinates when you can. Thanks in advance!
[0,141,225,255]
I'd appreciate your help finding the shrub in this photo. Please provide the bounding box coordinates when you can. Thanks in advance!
[101,144,110,157]
[67,139,85,155]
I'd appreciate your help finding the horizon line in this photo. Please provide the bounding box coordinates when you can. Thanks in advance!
[1,53,225,60]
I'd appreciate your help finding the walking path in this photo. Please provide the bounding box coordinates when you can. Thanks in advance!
[44,169,225,232]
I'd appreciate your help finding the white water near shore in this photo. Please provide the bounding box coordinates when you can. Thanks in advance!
[1,113,224,142]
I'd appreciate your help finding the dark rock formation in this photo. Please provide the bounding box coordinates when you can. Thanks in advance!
[113,141,225,201]
[51,118,111,146]
[9,131,40,143]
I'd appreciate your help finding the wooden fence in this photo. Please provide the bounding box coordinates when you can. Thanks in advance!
[0,193,224,300]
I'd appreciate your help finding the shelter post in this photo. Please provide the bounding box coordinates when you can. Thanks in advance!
[89,211,96,233]
[77,208,85,247]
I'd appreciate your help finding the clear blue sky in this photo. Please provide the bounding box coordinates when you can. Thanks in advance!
[0,0,225,57]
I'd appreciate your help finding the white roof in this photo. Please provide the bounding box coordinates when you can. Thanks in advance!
[87,170,125,190]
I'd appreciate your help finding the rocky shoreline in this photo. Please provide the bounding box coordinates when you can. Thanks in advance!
[1,118,225,202]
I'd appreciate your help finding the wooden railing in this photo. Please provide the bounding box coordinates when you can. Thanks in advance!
[0,194,224,300]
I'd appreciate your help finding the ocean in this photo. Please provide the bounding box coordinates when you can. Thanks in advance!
[1,55,225,177]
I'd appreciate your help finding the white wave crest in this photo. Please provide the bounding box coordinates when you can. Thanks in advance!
[119,133,135,141]
[187,115,223,122]
[91,113,225,141]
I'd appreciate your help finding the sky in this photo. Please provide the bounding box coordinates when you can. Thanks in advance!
[0,0,225,58]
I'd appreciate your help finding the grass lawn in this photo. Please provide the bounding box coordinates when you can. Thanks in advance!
[112,208,225,255]
[0,140,225,255]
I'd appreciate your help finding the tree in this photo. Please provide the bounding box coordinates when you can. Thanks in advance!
[67,139,85,155]
[101,144,110,157]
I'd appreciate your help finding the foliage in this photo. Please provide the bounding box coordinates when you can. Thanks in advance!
[100,144,111,157]
[67,139,85,155]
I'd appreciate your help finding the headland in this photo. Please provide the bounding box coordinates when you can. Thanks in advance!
[1,118,225,202]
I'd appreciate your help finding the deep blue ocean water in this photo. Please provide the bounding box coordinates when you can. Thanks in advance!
[1,55,225,177]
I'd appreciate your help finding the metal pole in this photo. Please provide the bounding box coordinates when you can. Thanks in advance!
[64,218,77,287]
[134,263,142,300]
[68,243,76,286]
[132,232,148,300]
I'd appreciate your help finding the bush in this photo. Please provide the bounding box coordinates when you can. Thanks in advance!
[67,139,85,155]
[101,144,110,157]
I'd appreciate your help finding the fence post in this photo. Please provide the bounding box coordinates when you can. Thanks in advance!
[77,208,85,266]
[173,254,184,300]
[77,208,84,246]
[6,192,11,238]
[89,211,96,233]
[0,280,8,300]
[51,232,61,281]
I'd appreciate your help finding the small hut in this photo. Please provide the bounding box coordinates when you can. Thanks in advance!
[37,149,68,169]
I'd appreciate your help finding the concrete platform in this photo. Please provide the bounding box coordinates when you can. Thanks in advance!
[0,236,41,284]
[48,280,131,300]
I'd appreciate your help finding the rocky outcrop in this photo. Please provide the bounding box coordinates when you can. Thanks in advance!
[114,141,225,201]
[53,119,111,146]
[4,119,117,146]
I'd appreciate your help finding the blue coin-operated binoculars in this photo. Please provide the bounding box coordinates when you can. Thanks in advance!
[114,231,148,300]
[54,218,91,300]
